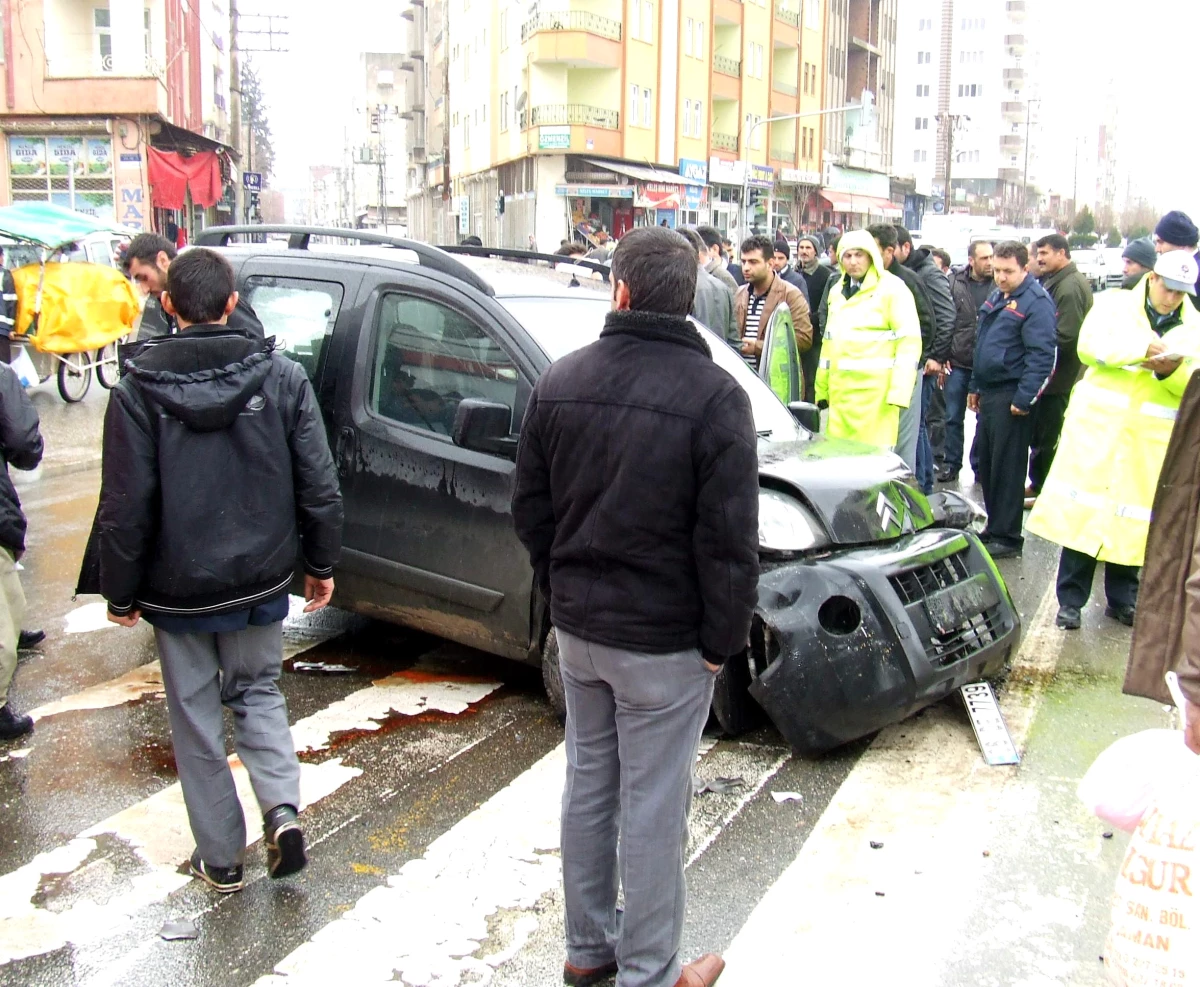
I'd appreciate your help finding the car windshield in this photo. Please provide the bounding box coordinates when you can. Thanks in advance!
[499,295,804,441]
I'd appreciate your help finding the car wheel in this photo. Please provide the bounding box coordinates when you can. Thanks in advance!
[541,627,567,722]
[711,651,765,736]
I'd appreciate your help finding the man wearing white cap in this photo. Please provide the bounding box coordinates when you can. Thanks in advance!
[1028,251,1200,630]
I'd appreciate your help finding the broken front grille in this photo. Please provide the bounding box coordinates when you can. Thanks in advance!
[888,550,1002,667]
[888,550,971,606]
[926,605,1004,667]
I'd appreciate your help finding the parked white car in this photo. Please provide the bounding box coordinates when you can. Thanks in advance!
[1071,248,1107,291]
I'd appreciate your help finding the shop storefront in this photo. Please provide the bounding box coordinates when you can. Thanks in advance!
[678,158,709,227]
[8,133,121,221]
[746,164,775,237]
[558,183,636,240]
[820,163,902,232]
[778,168,823,232]
[708,157,746,238]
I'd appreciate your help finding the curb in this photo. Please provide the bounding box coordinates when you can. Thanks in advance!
[14,456,102,484]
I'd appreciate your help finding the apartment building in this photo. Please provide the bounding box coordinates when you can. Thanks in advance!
[821,0,901,230]
[892,0,1038,225]
[442,0,830,251]
[350,52,410,232]
[1,0,234,236]
[405,0,458,244]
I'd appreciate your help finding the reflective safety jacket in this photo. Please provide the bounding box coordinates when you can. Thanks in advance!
[1026,277,1200,566]
[815,229,922,450]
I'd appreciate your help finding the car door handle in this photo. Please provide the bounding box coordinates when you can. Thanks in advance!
[336,426,356,478]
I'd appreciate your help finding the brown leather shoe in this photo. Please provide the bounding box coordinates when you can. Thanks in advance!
[563,959,618,986]
[675,953,726,987]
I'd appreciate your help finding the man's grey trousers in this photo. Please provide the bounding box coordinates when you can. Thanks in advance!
[895,367,924,471]
[155,622,300,869]
[557,629,716,987]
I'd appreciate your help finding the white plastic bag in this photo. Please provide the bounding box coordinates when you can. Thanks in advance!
[10,347,37,389]
[1079,730,1197,833]
[1104,783,1200,986]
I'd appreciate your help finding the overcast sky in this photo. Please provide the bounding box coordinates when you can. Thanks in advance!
[244,0,1198,219]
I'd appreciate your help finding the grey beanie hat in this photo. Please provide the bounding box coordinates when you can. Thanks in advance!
[797,233,824,252]
[1122,237,1157,271]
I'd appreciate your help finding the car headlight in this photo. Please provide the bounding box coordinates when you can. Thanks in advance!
[758,489,830,554]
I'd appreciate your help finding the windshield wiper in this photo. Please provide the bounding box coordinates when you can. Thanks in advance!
[756,429,773,438]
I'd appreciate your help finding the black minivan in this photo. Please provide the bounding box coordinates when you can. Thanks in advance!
[193,228,1021,754]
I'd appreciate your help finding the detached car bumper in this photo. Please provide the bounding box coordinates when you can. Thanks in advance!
[746,528,1020,755]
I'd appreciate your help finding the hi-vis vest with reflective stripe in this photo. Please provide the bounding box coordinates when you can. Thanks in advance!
[815,229,922,451]
[1026,278,1200,566]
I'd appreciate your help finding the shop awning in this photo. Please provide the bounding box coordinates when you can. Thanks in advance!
[855,195,903,218]
[584,158,707,187]
[821,191,857,213]
[820,191,902,217]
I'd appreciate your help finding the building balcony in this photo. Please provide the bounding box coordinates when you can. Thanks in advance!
[712,130,739,152]
[1002,101,1025,121]
[999,134,1024,149]
[1003,67,1025,83]
[1005,33,1025,55]
[770,145,796,164]
[713,54,741,77]
[999,167,1023,183]
[772,79,797,96]
[1006,0,1026,21]
[46,51,166,82]
[529,104,619,129]
[522,11,623,67]
[521,10,622,42]
[850,34,881,56]
[774,1,799,27]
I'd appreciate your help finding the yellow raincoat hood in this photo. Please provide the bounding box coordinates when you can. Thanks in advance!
[836,229,886,293]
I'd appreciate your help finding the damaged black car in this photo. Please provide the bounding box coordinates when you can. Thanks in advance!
[195,227,1022,755]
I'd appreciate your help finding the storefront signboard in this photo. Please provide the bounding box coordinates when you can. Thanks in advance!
[9,137,46,176]
[679,158,706,210]
[539,126,571,150]
[779,168,821,185]
[47,137,86,177]
[707,157,746,185]
[555,184,634,199]
[634,184,681,210]
[748,164,775,190]
[824,163,890,199]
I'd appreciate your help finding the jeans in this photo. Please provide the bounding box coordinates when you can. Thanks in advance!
[915,374,937,493]
[942,366,972,477]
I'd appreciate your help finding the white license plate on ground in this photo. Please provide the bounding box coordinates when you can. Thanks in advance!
[960,682,1020,766]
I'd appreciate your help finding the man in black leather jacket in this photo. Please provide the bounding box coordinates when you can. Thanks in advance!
[0,363,42,740]
[98,248,342,893]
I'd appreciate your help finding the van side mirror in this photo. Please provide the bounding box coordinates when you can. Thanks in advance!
[788,401,821,432]
[452,398,517,457]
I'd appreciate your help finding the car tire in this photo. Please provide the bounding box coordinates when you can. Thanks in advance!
[711,651,765,736]
[541,627,567,722]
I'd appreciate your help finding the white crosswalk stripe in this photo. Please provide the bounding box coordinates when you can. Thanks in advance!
[0,583,1073,986]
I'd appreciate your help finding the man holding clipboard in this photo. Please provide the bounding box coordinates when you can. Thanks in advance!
[1028,251,1200,630]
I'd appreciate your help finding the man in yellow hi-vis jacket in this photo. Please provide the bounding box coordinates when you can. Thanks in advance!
[1027,250,1200,630]
[816,229,922,451]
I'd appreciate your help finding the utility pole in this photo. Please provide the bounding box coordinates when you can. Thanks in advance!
[937,112,969,210]
[1021,97,1041,226]
[230,0,242,224]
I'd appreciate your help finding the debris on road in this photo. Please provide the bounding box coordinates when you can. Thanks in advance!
[870,841,884,849]
[292,661,357,675]
[693,776,747,796]
[159,919,199,941]
[771,791,803,803]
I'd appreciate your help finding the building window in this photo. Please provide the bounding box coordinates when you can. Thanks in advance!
[696,21,704,57]
[8,135,116,219]
[631,84,640,127]
[917,51,931,64]
[913,149,928,162]
[915,117,929,130]
[683,98,692,136]
[644,1,654,42]
[93,8,112,71]
[693,100,701,138]
[643,87,652,128]
[500,10,508,50]
[806,0,819,22]
[500,92,508,131]
[464,117,470,148]
[685,18,693,56]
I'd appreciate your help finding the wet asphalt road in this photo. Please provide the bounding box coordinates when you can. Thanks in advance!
[0,392,1154,987]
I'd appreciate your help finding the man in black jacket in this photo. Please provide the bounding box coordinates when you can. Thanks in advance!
[99,248,342,894]
[0,364,42,739]
[897,227,955,492]
[124,232,264,340]
[512,226,756,987]
[0,251,16,363]
[868,224,935,472]
[769,240,812,306]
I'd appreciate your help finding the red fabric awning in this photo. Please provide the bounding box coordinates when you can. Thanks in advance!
[821,191,856,213]
[855,195,903,218]
[148,148,223,209]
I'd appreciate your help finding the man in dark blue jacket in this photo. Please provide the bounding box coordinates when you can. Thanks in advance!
[967,241,1057,559]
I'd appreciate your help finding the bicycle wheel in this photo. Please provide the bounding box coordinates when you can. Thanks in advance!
[96,343,120,389]
[56,352,92,403]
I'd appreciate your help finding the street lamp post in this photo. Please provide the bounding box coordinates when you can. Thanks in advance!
[741,103,860,242]
[1021,97,1041,226]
